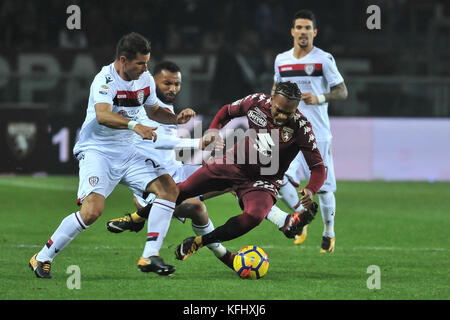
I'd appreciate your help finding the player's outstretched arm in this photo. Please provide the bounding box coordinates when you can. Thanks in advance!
[95,103,157,141]
[145,105,196,125]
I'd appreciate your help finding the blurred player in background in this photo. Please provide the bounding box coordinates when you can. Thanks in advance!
[106,61,234,269]
[174,82,326,263]
[29,32,196,278]
[269,10,348,253]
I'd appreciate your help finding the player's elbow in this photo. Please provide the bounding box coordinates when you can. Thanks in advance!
[96,112,106,125]
[342,86,348,100]
[339,83,348,100]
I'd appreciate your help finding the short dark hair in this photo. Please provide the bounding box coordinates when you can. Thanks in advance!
[274,82,302,101]
[115,32,151,61]
[292,10,317,29]
[153,61,181,76]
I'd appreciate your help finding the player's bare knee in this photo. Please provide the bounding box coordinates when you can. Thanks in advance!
[79,193,104,225]
[80,204,103,225]
[175,198,208,225]
[157,183,179,202]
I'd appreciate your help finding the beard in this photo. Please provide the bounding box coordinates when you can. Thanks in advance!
[156,87,175,104]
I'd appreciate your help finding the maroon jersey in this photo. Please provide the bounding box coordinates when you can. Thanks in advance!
[209,93,325,194]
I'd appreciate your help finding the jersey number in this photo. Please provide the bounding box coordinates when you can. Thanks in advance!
[253,180,275,191]
[254,133,275,157]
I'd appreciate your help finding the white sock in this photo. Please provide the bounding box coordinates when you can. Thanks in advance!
[319,192,336,238]
[192,218,227,258]
[266,205,289,229]
[279,177,301,211]
[142,199,175,258]
[36,212,88,262]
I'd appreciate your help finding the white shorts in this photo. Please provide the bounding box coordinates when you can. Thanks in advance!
[134,163,202,207]
[285,139,336,193]
[76,149,169,205]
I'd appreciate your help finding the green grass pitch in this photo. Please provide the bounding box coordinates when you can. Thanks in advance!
[0,176,449,300]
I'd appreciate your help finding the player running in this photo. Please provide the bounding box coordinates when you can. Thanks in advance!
[269,10,348,252]
[173,82,326,263]
[29,33,196,278]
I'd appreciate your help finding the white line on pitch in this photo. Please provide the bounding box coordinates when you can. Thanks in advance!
[0,179,76,191]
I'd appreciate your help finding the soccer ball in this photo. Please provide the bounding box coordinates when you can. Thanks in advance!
[233,245,269,279]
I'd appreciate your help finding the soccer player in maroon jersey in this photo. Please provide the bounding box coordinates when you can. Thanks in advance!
[174,82,326,262]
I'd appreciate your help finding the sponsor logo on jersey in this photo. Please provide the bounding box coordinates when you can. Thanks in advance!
[248,107,267,127]
[113,87,150,107]
[89,176,99,187]
[281,126,294,142]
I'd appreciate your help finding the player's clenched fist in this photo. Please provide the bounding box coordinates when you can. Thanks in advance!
[301,92,319,105]
[200,130,224,152]
[299,188,314,209]
[134,124,158,142]
[176,108,196,124]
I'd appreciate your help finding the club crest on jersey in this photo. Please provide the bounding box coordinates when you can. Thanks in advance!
[89,176,99,187]
[248,107,267,127]
[281,126,294,142]
[305,64,315,76]
[137,89,145,105]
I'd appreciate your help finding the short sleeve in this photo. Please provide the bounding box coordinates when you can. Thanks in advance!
[144,73,158,107]
[273,55,282,83]
[322,53,344,88]
[92,74,116,106]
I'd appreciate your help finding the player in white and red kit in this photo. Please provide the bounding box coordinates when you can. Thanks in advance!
[174,82,326,263]
[29,33,196,278]
[105,61,231,267]
[269,10,348,253]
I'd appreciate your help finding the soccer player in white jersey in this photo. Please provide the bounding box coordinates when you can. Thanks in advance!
[267,10,348,253]
[106,61,236,269]
[28,33,197,278]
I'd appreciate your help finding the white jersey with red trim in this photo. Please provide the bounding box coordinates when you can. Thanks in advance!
[274,47,344,141]
[73,62,158,155]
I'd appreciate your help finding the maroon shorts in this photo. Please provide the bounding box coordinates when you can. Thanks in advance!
[176,162,279,207]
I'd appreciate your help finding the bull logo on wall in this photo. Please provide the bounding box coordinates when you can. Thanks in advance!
[6,122,37,160]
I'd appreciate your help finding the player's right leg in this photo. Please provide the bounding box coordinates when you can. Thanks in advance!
[123,155,179,275]
[30,150,115,278]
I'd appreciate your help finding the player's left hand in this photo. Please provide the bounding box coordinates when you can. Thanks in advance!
[177,108,196,124]
[301,92,319,105]
[298,188,314,209]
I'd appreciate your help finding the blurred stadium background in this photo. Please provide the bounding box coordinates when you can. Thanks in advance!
[1,0,449,179]
[1,0,450,302]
